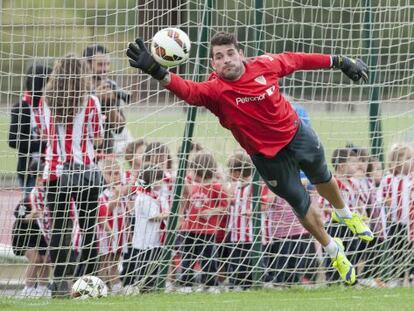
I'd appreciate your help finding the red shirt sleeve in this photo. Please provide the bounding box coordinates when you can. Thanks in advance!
[164,73,218,108]
[98,202,108,219]
[270,53,332,77]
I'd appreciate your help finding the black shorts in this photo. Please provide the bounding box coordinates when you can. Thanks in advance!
[12,220,48,256]
[251,120,331,218]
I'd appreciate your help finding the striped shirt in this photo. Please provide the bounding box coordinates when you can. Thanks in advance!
[319,177,363,222]
[96,188,128,255]
[228,182,253,243]
[262,194,312,242]
[28,187,51,243]
[376,174,414,239]
[157,171,174,211]
[132,187,166,249]
[40,95,104,180]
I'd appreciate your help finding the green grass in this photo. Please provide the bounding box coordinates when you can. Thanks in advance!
[0,287,414,311]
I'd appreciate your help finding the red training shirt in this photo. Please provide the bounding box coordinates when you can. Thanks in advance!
[182,182,228,235]
[165,53,331,157]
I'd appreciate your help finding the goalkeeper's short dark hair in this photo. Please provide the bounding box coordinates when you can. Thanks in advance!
[227,150,253,178]
[210,32,240,58]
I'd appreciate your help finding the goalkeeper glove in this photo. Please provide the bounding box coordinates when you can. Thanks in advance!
[332,56,368,83]
[126,38,168,80]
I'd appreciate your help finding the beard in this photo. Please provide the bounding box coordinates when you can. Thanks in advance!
[219,64,243,81]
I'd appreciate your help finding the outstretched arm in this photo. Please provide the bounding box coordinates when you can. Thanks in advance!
[126,38,215,107]
[275,52,368,82]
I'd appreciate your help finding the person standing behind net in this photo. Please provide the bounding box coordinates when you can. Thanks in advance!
[320,148,367,283]
[11,164,51,298]
[123,164,168,293]
[226,150,269,290]
[179,152,228,293]
[83,45,128,155]
[96,158,129,294]
[9,64,52,193]
[41,55,104,297]
[126,31,373,285]
[375,143,414,286]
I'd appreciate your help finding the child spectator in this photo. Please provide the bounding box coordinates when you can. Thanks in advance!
[321,148,367,282]
[123,164,168,292]
[225,150,257,290]
[179,152,228,293]
[11,167,51,297]
[376,143,414,285]
[143,142,174,207]
[262,189,319,286]
[361,155,386,287]
[124,139,147,178]
[96,158,129,293]
[120,140,147,286]
[8,64,51,193]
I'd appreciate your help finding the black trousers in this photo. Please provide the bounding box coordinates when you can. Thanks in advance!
[227,242,253,288]
[122,247,162,290]
[382,223,413,281]
[361,236,385,279]
[263,235,318,284]
[180,232,217,287]
[46,165,101,279]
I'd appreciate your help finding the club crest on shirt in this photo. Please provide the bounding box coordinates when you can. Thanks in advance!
[254,75,267,85]
[267,180,278,187]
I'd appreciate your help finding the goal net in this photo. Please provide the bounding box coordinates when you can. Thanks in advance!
[1,0,414,297]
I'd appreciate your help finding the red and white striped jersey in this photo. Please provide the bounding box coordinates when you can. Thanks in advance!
[228,182,254,243]
[262,194,311,242]
[319,177,364,222]
[70,201,82,253]
[133,187,167,249]
[157,171,174,211]
[96,188,128,255]
[28,187,51,243]
[24,91,43,142]
[40,95,104,181]
[376,174,414,229]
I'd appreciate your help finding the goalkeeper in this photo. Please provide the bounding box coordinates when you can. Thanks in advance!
[126,31,372,285]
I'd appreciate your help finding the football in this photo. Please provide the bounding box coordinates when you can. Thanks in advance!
[71,275,108,299]
[150,27,191,68]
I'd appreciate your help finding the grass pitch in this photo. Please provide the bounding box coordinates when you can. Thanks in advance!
[0,287,413,311]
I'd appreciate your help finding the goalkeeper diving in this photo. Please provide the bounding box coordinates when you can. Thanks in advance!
[126,31,372,285]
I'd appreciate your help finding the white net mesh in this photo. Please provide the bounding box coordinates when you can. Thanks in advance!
[1,0,414,298]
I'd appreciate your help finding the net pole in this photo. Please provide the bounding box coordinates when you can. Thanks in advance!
[363,0,384,162]
[363,0,388,282]
[250,0,265,286]
[157,0,213,289]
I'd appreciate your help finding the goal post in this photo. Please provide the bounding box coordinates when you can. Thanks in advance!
[157,0,214,288]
